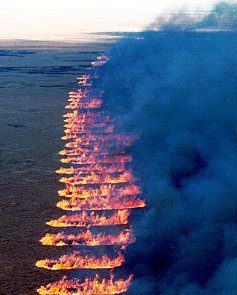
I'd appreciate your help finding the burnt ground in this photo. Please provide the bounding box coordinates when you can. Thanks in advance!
[0,41,110,295]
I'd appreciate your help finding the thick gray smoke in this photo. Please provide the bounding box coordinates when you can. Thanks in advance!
[93,2,237,295]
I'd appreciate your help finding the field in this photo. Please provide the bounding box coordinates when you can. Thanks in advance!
[0,40,111,295]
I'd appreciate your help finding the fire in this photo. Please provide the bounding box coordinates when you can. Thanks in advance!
[63,124,114,135]
[58,183,141,198]
[63,112,111,125]
[37,273,133,295]
[68,89,88,98]
[63,120,112,132]
[77,74,92,86]
[36,54,145,295]
[59,170,135,185]
[46,210,130,227]
[64,134,138,147]
[40,228,135,246]
[65,98,102,110]
[59,146,127,157]
[59,154,132,164]
[91,54,110,66]
[56,196,145,211]
[55,163,127,175]
[36,251,124,270]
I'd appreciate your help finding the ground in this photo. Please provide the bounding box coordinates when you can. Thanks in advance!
[0,40,110,295]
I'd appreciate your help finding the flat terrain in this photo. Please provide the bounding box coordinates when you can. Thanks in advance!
[0,40,110,295]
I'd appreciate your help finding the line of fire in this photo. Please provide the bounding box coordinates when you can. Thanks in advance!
[36,54,146,295]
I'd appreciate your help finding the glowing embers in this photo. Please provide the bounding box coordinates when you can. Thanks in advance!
[58,183,142,198]
[37,273,133,295]
[46,210,130,227]
[40,228,135,246]
[36,251,124,270]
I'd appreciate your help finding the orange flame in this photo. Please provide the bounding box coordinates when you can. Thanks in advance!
[65,98,102,110]
[59,171,135,185]
[59,146,127,157]
[64,134,138,147]
[55,163,127,175]
[77,74,92,86]
[40,228,135,246]
[36,251,124,270]
[56,195,145,211]
[36,54,143,295]
[63,125,114,135]
[63,112,111,126]
[46,210,130,227]
[59,154,132,164]
[63,120,112,132]
[37,273,133,295]
[91,54,110,67]
[57,183,141,198]
[68,89,88,98]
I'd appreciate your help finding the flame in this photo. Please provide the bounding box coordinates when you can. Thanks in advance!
[68,89,88,98]
[64,134,138,147]
[65,98,102,110]
[63,125,114,135]
[36,54,143,295]
[77,74,100,84]
[63,120,112,132]
[91,54,110,67]
[37,273,133,295]
[77,74,92,86]
[59,170,135,185]
[55,163,127,175]
[59,154,132,164]
[58,183,141,198]
[63,112,111,125]
[46,210,130,227]
[56,195,145,211]
[36,251,124,270]
[59,146,127,157]
[40,228,135,246]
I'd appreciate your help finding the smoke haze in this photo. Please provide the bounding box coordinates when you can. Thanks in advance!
[93,2,237,294]
[149,2,237,31]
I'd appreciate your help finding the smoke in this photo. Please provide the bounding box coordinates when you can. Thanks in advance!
[148,2,237,31]
[93,2,237,295]
[196,2,237,30]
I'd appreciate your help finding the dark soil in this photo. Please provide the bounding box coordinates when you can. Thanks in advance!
[0,41,110,295]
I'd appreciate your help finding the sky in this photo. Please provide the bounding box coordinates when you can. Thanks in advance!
[0,0,230,40]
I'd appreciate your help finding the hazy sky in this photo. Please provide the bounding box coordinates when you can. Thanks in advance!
[0,0,227,40]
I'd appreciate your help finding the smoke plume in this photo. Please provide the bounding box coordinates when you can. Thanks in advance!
[93,2,237,294]
[149,2,237,31]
